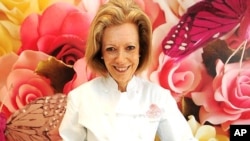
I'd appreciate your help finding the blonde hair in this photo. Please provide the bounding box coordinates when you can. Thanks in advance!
[85,0,152,76]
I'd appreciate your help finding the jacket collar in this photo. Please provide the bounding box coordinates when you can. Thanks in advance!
[102,75,138,93]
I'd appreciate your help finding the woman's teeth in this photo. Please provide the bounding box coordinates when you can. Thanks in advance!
[115,66,128,72]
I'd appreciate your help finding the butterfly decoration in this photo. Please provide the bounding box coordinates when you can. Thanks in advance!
[2,94,67,141]
[162,0,249,61]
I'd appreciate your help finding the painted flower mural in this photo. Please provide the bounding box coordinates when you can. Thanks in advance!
[193,57,250,130]
[0,0,77,56]
[0,0,250,140]
[18,2,93,65]
[0,51,54,117]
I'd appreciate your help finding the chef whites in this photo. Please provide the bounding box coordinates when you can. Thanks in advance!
[59,76,196,141]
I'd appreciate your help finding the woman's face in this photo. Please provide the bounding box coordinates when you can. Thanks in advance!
[102,23,140,90]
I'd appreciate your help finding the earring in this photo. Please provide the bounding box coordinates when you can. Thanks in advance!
[101,57,103,59]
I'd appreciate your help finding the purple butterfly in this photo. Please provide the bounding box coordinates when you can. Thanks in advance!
[162,0,249,61]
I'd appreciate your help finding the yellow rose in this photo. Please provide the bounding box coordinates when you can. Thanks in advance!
[0,0,76,56]
[0,21,20,56]
[188,115,229,141]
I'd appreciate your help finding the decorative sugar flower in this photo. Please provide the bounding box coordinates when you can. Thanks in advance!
[150,48,210,100]
[192,59,250,130]
[0,0,76,55]
[187,115,229,141]
[0,50,74,118]
[18,2,94,65]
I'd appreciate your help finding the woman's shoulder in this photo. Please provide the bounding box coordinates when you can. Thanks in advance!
[135,76,167,92]
[66,77,105,106]
[135,76,172,100]
[69,77,103,94]
[135,76,176,106]
[79,76,103,86]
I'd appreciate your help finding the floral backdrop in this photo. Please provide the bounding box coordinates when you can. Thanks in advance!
[1,0,250,141]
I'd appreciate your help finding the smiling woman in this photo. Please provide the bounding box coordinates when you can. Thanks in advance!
[101,23,140,92]
[2,0,245,140]
[59,0,196,141]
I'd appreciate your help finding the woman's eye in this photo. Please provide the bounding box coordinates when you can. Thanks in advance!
[127,46,135,50]
[106,47,115,51]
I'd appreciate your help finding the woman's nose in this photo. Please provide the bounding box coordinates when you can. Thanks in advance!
[115,50,126,61]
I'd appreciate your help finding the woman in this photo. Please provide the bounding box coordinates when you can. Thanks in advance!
[59,0,196,140]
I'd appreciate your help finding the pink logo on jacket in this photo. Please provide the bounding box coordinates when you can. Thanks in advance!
[146,104,162,119]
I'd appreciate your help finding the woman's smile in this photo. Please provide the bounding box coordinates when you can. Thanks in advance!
[113,66,130,72]
[101,22,140,91]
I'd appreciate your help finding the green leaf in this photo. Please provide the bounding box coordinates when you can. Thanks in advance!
[202,39,236,77]
[181,97,200,122]
[35,57,75,93]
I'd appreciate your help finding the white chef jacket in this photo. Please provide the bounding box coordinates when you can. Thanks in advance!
[59,75,196,141]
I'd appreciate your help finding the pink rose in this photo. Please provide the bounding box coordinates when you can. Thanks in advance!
[152,0,201,27]
[134,0,166,29]
[192,59,250,130]
[63,57,96,94]
[18,2,93,64]
[77,0,107,16]
[0,50,54,118]
[157,0,200,17]
[150,49,209,100]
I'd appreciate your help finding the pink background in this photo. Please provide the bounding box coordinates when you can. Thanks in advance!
[1,0,250,140]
